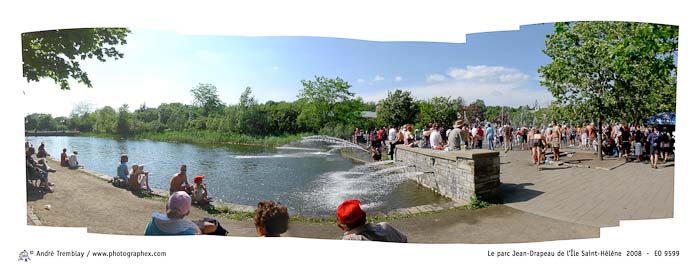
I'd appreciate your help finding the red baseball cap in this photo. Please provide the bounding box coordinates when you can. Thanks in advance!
[336,199,365,225]
[194,175,205,184]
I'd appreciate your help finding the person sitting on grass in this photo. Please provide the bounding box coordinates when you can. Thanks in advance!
[60,148,69,167]
[144,191,200,235]
[336,199,407,242]
[68,151,82,169]
[254,201,289,237]
[192,175,211,204]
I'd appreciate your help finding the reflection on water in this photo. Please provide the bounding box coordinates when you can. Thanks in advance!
[26,136,450,217]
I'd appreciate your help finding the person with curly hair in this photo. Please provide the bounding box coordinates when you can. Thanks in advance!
[253,201,289,237]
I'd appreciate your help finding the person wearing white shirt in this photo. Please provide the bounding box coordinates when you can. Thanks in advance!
[388,127,396,142]
[68,151,81,169]
[429,125,443,149]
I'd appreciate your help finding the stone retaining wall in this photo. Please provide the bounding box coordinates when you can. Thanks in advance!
[394,146,500,202]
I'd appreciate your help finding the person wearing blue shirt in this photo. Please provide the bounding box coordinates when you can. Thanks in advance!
[111,154,130,188]
[486,124,495,150]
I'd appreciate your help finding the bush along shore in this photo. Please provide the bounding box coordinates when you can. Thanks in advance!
[80,131,312,146]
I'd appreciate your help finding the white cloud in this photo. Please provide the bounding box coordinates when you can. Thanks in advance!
[446,65,530,83]
[394,76,403,82]
[374,75,385,81]
[499,73,530,82]
[361,80,553,108]
[426,74,447,82]
[357,78,365,83]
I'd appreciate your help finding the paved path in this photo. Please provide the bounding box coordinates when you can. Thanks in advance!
[26,157,599,243]
[498,147,674,227]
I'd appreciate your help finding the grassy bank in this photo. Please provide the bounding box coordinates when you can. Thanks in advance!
[81,131,312,146]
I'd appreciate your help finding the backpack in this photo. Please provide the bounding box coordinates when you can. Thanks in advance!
[201,217,229,236]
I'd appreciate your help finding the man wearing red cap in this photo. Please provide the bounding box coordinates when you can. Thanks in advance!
[336,199,407,242]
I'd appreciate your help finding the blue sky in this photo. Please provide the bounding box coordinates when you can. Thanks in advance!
[25,23,555,117]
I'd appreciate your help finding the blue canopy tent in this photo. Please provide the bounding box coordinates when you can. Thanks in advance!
[644,111,676,133]
[644,111,676,125]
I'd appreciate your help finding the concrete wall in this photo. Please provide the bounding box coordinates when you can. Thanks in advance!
[394,146,500,202]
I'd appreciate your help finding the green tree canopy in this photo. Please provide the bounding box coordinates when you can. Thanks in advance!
[377,90,418,127]
[190,83,225,117]
[22,28,131,90]
[418,96,463,128]
[462,99,485,124]
[539,21,677,159]
[297,76,360,130]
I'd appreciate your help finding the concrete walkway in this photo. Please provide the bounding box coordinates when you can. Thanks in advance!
[498,147,674,227]
[26,157,599,243]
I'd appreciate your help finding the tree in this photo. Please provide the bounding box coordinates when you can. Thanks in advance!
[94,106,117,133]
[22,28,130,90]
[297,76,360,130]
[377,90,418,126]
[418,96,463,128]
[462,99,485,124]
[190,83,224,117]
[116,104,132,136]
[236,87,268,134]
[539,22,677,159]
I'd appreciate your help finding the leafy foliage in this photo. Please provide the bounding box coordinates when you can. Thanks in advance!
[22,28,130,90]
[377,90,418,126]
[462,99,485,124]
[190,83,225,117]
[297,76,362,130]
[417,96,463,128]
[539,22,677,125]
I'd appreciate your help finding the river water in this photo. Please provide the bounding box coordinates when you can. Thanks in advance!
[26,136,449,217]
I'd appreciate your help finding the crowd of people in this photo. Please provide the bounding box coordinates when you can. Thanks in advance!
[146,190,407,242]
[25,141,408,242]
[27,119,673,240]
[354,120,675,168]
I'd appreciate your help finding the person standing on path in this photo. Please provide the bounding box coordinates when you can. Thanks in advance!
[550,121,562,161]
[520,125,529,151]
[389,125,404,160]
[486,124,495,150]
[634,126,644,162]
[503,122,512,152]
[336,199,407,242]
[647,127,660,169]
